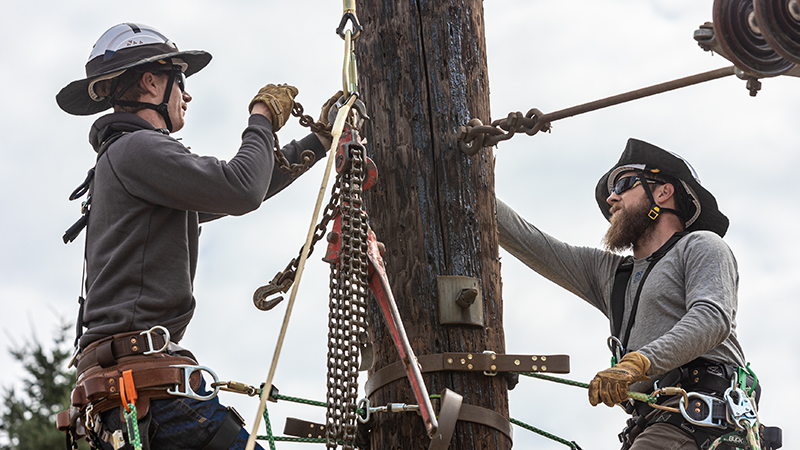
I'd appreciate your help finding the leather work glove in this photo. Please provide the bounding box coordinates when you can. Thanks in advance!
[249,83,299,131]
[588,351,650,407]
[319,90,343,128]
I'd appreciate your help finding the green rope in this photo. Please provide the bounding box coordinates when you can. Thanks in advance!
[517,372,657,403]
[256,436,328,444]
[510,418,580,450]
[273,394,327,408]
[262,404,277,450]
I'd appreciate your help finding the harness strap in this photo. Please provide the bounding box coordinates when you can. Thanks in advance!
[610,231,690,350]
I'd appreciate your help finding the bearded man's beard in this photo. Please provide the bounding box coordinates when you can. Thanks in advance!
[603,198,657,253]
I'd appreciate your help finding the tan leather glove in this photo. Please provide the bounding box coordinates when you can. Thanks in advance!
[249,84,299,131]
[588,351,650,407]
[319,90,343,128]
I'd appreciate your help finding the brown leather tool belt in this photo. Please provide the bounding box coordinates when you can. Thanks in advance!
[57,352,202,438]
[76,328,171,374]
[365,352,570,397]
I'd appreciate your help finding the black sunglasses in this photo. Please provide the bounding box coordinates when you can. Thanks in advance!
[611,175,663,195]
[158,68,186,92]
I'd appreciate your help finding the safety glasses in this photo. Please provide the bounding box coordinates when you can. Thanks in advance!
[611,175,662,195]
[159,68,186,92]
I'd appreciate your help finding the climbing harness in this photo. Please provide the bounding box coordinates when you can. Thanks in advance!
[609,231,690,361]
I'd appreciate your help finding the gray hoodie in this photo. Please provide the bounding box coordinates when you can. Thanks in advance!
[80,112,325,349]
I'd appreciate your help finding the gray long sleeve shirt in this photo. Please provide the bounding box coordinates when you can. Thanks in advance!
[80,112,325,349]
[496,199,746,391]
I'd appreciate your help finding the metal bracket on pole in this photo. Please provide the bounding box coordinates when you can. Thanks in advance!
[436,276,484,327]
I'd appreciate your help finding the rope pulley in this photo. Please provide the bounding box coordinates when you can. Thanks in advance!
[754,0,800,64]
[710,0,795,77]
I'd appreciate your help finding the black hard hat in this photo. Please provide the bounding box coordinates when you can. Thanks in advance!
[56,23,211,116]
[595,138,729,237]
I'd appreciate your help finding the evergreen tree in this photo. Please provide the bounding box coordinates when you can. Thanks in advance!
[0,321,87,450]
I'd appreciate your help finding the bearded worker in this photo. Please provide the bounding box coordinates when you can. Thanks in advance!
[496,139,772,449]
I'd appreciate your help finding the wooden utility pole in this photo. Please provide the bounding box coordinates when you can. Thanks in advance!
[357,1,510,448]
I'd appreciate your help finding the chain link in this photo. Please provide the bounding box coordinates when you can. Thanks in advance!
[252,101,338,311]
[253,174,341,311]
[271,101,334,177]
[456,66,737,156]
[325,128,370,450]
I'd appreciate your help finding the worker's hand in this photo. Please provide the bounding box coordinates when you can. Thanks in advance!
[319,90,343,128]
[588,351,650,407]
[249,84,299,131]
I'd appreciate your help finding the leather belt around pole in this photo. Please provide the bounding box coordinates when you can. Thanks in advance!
[365,352,570,397]
[283,392,513,443]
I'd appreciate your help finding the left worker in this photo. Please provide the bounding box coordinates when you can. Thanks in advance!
[56,22,333,450]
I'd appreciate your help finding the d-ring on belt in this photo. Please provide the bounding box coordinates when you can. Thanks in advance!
[76,326,171,373]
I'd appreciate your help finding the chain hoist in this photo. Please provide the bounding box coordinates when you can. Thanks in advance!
[323,122,370,450]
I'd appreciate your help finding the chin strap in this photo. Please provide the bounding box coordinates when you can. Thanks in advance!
[635,169,684,222]
[109,69,178,132]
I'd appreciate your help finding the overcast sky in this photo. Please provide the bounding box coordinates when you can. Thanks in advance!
[1,1,797,449]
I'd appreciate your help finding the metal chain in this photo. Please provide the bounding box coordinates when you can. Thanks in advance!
[272,101,334,177]
[325,129,370,450]
[253,174,341,311]
[456,66,737,155]
[252,101,339,311]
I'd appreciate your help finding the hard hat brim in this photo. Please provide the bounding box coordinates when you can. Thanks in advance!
[595,138,729,237]
[56,49,211,116]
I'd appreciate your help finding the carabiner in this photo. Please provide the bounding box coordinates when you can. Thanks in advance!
[724,385,758,430]
[357,398,371,424]
[607,336,624,366]
[167,365,220,401]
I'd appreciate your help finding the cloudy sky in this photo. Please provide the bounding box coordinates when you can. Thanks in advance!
[1,1,797,449]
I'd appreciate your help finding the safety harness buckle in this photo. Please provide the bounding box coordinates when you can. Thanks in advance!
[167,364,220,401]
[679,391,729,429]
[139,325,170,355]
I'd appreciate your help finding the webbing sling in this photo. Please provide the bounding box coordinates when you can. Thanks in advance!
[610,231,690,351]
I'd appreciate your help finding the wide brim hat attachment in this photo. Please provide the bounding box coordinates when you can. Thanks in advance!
[594,138,729,237]
[57,23,212,116]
